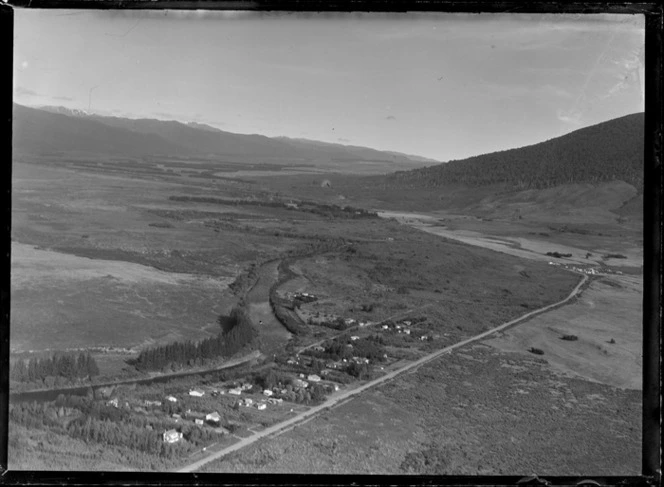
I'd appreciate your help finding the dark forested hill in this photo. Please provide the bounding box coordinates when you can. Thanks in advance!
[387,113,644,191]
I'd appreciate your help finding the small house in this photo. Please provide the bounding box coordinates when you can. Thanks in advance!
[189,389,205,397]
[263,389,273,397]
[195,419,204,425]
[228,388,242,395]
[404,329,411,335]
[350,336,360,341]
[163,429,182,443]
[206,412,221,424]
[107,398,119,408]
[256,403,267,410]
[307,374,321,382]
[382,325,389,330]
[166,396,177,403]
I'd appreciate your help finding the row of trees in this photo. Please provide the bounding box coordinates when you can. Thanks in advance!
[168,195,378,219]
[133,306,256,371]
[10,352,100,384]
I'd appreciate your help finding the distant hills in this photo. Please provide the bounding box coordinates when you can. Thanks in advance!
[12,104,434,170]
[386,113,644,191]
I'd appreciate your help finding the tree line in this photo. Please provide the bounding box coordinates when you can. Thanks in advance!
[132,306,256,372]
[169,195,378,219]
[10,352,100,384]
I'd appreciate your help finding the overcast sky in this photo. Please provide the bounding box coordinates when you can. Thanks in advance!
[14,11,644,162]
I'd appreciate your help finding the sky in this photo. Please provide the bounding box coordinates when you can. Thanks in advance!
[13,11,644,162]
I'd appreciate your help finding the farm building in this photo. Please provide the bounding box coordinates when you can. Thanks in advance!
[163,429,182,443]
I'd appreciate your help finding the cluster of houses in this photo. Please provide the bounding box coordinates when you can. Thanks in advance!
[378,320,431,341]
[344,318,373,327]
[548,262,623,276]
[292,291,318,303]
[237,397,274,410]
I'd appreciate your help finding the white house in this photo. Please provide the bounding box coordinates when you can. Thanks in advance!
[166,396,177,402]
[256,403,267,410]
[228,388,242,395]
[107,398,119,408]
[206,412,221,423]
[307,374,321,382]
[163,429,182,443]
[350,336,360,341]
[263,389,273,397]
[195,419,204,425]
[404,329,411,335]
[189,389,205,397]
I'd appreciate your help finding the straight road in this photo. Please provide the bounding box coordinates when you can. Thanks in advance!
[177,272,588,473]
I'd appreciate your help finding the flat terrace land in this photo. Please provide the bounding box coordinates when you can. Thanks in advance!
[201,342,640,475]
[485,274,642,390]
[379,211,643,270]
[200,268,642,475]
[279,230,580,341]
[11,242,232,354]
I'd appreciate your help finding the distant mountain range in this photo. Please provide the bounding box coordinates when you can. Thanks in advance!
[12,104,436,169]
[386,113,644,190]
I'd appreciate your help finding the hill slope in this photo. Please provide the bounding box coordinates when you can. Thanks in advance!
[387,113,644,191]
[12,104,190,157]
[13,104,430,169]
